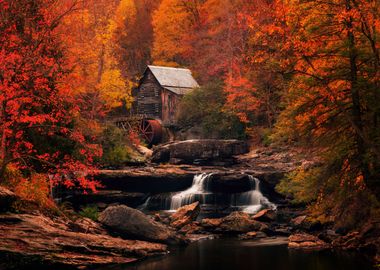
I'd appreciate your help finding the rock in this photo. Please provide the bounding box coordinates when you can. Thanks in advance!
[151,139,249,165]
[290,215,322,231]
[253,209,276,222]
[318,230,339,243]
[0,212,167,268]
[179,222,203,235]
[238,231,257,240]
[331,231,361,250]
[255,231,268,238]
[96,169,194,193]
[288,233,330,250]
[291,215,307,226]
[185,234,216,242]
[170,202,200,228]
[0,186,17,212]
[274,227,292,236]
[136,145,153,158]
[219,212,262,233]
[201,212,263,233]
[68,190,148,208]
[207,174,253,193]
[98,205,184,245]
[201,218,223,228]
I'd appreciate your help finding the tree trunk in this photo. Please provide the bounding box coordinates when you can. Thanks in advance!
[346,0,374,195]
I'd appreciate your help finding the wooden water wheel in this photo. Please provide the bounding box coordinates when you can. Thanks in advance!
[139,119,162,145]
[114,116,163,146]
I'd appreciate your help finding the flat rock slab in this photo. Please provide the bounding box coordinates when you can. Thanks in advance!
[96,168,195,192]
[0,212,167,269]
[288,233,330,250]
[201,211,264,233]
[67,190,148,208]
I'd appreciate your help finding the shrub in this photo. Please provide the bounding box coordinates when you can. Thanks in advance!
[177,81,246,139]
[12,173,55,209]
[78,205,99,221]
[100,125,131,167]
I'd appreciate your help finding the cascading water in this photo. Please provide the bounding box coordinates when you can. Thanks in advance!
[231,175,276,213]
[140,173,276,214]
[170,173,213,210]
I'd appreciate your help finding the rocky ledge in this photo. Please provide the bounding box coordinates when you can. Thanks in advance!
[0,212,167,269]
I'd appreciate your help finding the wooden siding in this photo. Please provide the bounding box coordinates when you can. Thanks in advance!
[136,70,162,119]
[161,89,181,124]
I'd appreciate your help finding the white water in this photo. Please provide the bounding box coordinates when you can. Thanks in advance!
[170,173,213,210]
[231,175,276,214]
[168,173,276,213]
[138,197,151,211]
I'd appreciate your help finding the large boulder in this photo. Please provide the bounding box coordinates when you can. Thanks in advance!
[201,211,263,233]
[151,140,249,165]
[170,202,200,228]
[0,186,17,212]
[98,205,184,245]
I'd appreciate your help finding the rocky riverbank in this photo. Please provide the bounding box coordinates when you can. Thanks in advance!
[1,143,378,269]
[1,186,379,269]
[0,188,170,269]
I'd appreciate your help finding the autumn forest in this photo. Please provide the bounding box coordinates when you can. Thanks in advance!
[0,0,380,269]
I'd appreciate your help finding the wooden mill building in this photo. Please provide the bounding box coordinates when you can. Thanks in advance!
[134,65,199,125]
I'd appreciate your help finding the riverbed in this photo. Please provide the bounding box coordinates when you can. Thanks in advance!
[115,237,375,270]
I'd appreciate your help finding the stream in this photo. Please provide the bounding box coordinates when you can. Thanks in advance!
[112,237,375,270]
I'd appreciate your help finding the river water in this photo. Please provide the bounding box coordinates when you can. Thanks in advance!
[116,237,375,270]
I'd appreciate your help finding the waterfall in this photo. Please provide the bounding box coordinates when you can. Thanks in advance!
[170,173,213,210]
[231,175,276,214]
[140,173,276,214]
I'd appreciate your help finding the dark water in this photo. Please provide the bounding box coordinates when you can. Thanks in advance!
[116,237,375,270]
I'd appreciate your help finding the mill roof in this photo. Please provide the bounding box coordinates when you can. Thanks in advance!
[145,65,199,95]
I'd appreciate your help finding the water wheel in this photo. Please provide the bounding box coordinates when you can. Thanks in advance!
[139,119,162,145]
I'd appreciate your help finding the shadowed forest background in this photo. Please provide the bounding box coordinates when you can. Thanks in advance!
[0,0,379,240]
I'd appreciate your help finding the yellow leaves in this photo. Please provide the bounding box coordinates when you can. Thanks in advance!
[152,0,195,62]
[152,60,181,67]
[58,0,135,113]
[12,173,55,209]
[113,0,136,27]
[98,69,133,109]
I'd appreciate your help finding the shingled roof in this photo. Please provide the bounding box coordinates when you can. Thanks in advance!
[146,65,199,95]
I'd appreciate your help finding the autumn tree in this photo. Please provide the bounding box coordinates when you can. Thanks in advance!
[273,0,380,225]
[152,0,203,67]
[112,0,161,80]
[60,0,132,120]
[0,0,101,192]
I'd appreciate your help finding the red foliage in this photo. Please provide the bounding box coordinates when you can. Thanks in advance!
[0,0,101,191]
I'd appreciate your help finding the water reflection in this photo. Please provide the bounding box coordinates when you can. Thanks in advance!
[115,238,374,270]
